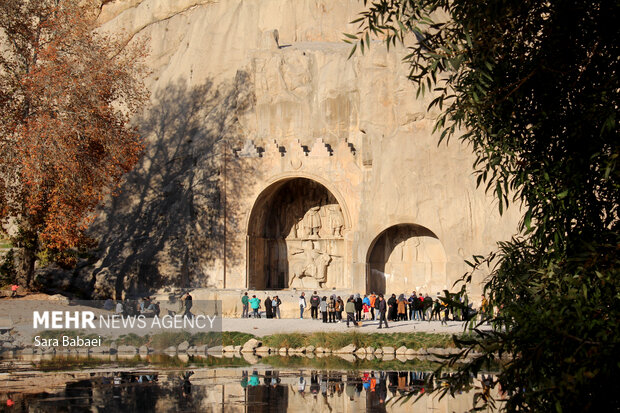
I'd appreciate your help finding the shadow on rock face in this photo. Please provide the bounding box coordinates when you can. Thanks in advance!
[45,73,258,299]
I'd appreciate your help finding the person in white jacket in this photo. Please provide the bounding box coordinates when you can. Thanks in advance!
[299,292,307,319]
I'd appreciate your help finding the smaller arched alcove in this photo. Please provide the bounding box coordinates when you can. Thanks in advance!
[247,177,349,290]
[366,224,447,295]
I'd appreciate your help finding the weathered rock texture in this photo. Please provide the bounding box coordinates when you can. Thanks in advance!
[54,0,520,301]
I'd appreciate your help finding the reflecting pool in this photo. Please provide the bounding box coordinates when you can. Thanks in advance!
[1,364,499,412]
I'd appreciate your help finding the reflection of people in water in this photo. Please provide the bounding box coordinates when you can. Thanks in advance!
[181,371,194,398]
[310,371,320,397]
[249,370,260,387]
[240,371,248,388]
[320,373,328,396]
[345,381,356,401]
[298,373,306,394]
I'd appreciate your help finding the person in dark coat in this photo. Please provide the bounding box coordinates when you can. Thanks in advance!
[387,294,398,321]
[377,295,389,329]
[265,296,273,319]
[354,293,363,321]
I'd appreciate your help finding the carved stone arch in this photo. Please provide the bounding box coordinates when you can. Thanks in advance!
[366,223,447,295]
[246,175,350,290]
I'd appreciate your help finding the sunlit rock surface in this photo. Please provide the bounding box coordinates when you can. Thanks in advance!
[58,0,521,302]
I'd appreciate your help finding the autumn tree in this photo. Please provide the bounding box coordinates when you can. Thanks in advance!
[349,0,619,411]
[0,0,148,287]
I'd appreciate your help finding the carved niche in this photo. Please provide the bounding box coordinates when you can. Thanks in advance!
[259,178,345,289]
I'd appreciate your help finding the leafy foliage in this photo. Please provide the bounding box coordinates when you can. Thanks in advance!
[348,0,619,411]
[0,0,148,286]
[0,248,17,287]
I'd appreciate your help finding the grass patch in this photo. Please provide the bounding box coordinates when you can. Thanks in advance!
[261,332,455,350]
[222,331,256,346]
[114,333,149,347]
[114,332,223,349]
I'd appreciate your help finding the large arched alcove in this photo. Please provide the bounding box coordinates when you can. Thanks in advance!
[247,177,348,290]
[366,224,447,295]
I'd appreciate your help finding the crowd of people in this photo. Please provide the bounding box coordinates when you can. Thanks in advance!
[240,290,479,328]
[241,293,282,319]
[102,293,195,318]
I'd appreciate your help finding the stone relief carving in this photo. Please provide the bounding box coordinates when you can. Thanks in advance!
[289,240,332,288]
[328,205,344,237]
[254,179,347,289]
[302,206,322,238]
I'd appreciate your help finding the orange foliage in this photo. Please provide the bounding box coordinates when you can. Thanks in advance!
[0,0,148,254]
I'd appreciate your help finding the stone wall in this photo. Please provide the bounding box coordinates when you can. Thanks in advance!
[70,0,521,300]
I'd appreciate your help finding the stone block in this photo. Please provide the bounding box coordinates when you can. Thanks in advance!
[382,346,395,355]
[396,346,407,355]
[241,338,262,353]
[117,345,137,354]
[207,345,223,354]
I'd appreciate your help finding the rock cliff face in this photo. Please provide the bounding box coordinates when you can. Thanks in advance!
[48,0,521,299]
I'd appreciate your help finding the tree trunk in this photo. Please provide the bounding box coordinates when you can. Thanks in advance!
[21,245,36,289]
[19,230,38,289]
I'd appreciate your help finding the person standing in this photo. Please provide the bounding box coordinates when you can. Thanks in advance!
[369,293,377,320]
[387,294,398,321]
[336,296,344,321]
[440,295,449,325]
[265,296,273,319]
[299,292,307,319]
[272,295,282,319]
[10,284,18,298]
[184,293,193,317]
[354,293,363,321]
[363,301,371,320]
[320,296,328,323]
[241,292,249,318]
[362,294,370,310]
[310,291,321,320]
[408,292,416,320]
[377,295,388,329]
[328,295,336,323]
[116,300,125,315]
[345,296,358,327]
[424,294,433,320]
[250,295,261,318]
[417,293,425,320]
[397,294,407,321]
[432,293,443,321]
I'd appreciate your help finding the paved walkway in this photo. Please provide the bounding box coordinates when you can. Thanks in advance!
[222,317,482,336]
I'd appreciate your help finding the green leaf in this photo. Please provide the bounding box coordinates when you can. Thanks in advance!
[524,210,532,230]
[347,43,357,59]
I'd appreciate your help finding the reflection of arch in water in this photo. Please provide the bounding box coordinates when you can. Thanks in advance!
[247,176,350,290]
[366,224,447,295]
